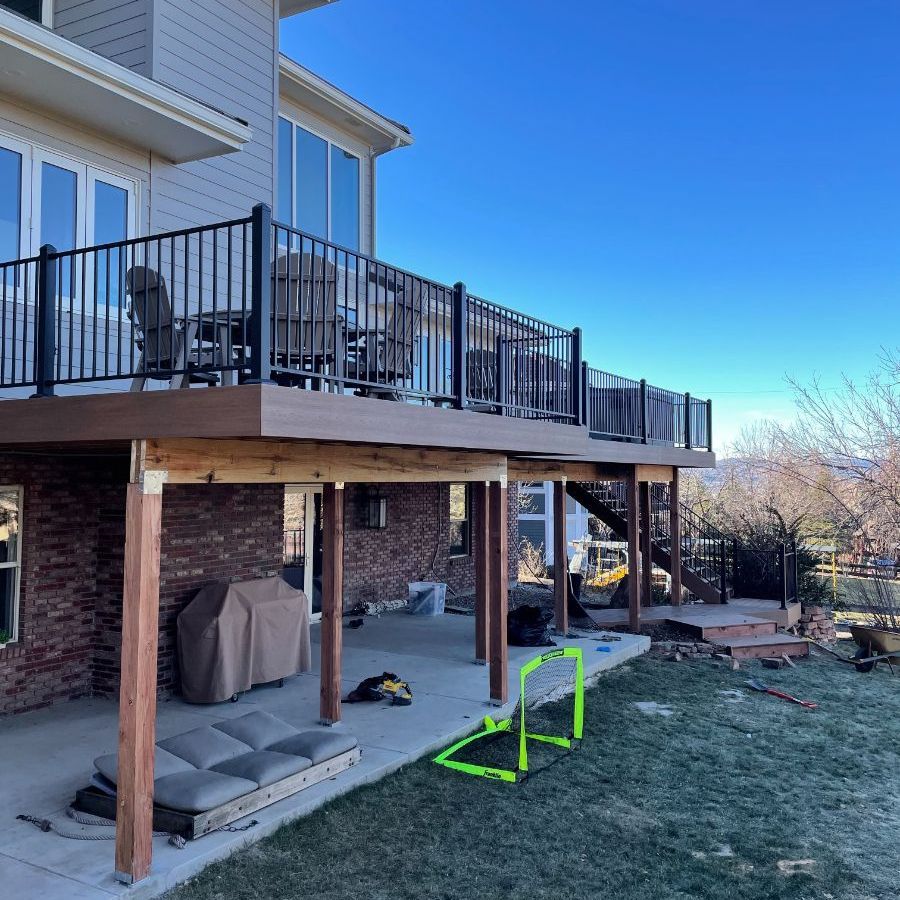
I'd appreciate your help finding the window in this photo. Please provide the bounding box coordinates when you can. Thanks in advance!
[0,133,137,305]
[0,486,22,645]
[277,116,361,251]
[2,1,52,25]
[449,483,471,558]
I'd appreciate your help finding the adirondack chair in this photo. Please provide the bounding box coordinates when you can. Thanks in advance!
[125,266,218,391]
[354,283,424,399]
[272,251,345,387]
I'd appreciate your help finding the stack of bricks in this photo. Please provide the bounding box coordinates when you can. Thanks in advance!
[798,606,837,643]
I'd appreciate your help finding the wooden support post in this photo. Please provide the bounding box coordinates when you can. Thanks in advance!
[114,470,164,885]
[626,468,641,633]
[473,481,490,664]
[488,481,509,705]
[320,482,344,725]
[639,481,652,607]
[553,479,569,635]
[669,470,682,606]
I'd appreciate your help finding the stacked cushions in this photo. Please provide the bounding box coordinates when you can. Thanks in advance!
[93,711,358,814]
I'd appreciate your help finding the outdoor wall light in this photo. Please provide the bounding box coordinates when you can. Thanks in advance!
[366,493,388,529]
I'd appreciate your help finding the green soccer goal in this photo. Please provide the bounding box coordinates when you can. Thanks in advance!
[433,647,584,782]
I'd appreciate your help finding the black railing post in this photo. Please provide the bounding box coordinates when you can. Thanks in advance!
[780,543,788,610]
[571,326,583,426]
[731,537,738,589]
[706,398,713,451]
[719,538,728,603]
[684,392,692,449]
[792,540,799,604]
[451,281,467,410]
[495,335,507,416]
[247,203,273,383]
[580,361,589,431]
[640,378,649,444]
[34,243,57,397]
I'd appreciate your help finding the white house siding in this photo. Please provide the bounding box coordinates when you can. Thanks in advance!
[53,0,152,75]
[0,98,151,395]
[149,0,277,232]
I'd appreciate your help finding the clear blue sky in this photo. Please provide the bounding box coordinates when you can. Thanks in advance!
[282,1,900,452]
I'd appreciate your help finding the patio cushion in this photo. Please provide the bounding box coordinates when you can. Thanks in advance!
[152,770,258,814]
[158,725,253,770]
[211,750,312,787]
[212,711,299,751]
[267,730,359,765]
[93,746,196,785]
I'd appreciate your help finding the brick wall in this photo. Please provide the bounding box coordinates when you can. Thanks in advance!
[342,482,518,609]
[0,453,518,715]
[0,454,128,716]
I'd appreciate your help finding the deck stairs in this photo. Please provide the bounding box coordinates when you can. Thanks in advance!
[567,482,808,658]
[567,480,730,605]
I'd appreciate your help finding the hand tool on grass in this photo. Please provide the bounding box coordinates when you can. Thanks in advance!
[745,678,817,709]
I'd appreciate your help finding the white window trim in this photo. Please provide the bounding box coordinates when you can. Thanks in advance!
[285,484,322,623]
[277,114,363,252]
[0,485,23,645]
[449,483,472,559]
[41,0,53,27]
[0,129,139,316]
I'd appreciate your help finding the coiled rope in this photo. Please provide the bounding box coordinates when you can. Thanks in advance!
[17,810,186,847]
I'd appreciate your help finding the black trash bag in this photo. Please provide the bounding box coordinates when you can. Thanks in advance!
[507,605,556,647]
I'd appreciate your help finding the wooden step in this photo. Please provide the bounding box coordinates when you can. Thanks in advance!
[664,609,778,640]
[716,633,810,660]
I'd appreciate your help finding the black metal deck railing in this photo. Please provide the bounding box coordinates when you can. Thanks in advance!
[0,203,712,450]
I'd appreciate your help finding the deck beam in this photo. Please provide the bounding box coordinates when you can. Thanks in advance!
[669,469,682,605]
[143,438,507,485]
[320,482,344,725]
[626,467,641,633]
[114,446,165,885]
[488,481,509,705]
[553,479,569,635]
[473,481,490,664]
[639,481,653,607]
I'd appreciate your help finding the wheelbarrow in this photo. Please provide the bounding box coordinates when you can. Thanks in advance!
[847,624,900,673]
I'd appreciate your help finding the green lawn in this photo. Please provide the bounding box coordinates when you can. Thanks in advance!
[167,651,899,900]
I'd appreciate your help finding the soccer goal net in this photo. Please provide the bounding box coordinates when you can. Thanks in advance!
[433,647,584,782]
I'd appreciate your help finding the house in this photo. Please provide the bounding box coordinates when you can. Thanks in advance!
[0,0,725,889]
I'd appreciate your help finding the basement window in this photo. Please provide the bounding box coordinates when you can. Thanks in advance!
[0,486,22,644]
[449,483,471,558]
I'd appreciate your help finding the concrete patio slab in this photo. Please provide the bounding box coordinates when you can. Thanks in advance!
[0,611,648,900]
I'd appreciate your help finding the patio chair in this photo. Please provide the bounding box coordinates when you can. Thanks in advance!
[354,284,423,400]
[271,251,345,388]
[125,267,218,391]
[466,348,499,413]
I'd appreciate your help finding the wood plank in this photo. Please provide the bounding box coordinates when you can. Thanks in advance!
[639,480,653,608]
[553,480,568,635]
[669,470,682,606]
[114,478,163,885]
[636,464,675,483]
[473,481,490,665]
[143,438,507,485]
[320,483,344,725]
[625,467,641,632]
[507,460,629,482]
[488,481,509,705]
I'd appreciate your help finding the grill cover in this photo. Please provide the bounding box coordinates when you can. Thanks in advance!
[177,576,311,703]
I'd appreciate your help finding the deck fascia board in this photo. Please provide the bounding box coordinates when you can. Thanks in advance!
[0,385,716,468]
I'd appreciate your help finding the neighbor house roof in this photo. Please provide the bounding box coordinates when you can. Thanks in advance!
[279,54,413,155]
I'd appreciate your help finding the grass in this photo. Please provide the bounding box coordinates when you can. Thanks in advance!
[167,651,899,900]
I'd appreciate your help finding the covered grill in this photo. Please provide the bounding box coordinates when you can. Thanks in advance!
[177,576,311,703]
